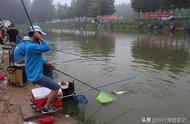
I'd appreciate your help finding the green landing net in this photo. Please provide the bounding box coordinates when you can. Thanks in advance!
[96,91,116,104]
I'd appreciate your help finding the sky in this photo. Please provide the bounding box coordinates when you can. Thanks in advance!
[53,0,131,5]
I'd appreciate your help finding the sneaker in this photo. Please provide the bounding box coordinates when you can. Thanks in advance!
[41,105,57,114]
[31,104,37,109]
[30,100,37,109]
[29,99,34,105]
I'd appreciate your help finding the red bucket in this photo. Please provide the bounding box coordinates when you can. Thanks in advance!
[39,115,55,124]
[0,73,5,81]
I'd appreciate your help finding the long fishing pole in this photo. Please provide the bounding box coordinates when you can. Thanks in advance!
[54,68,101,92]
[60,76,136,99]
[52,59,86,65]
[52,48,117,64]
[20,0,34,31]
[80,76,136,94]
[52,49,90,59]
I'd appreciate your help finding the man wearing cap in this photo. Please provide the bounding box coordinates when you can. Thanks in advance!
[25,25,61,114]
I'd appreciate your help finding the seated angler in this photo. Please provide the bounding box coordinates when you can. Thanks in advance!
[14,35,54,79]
[25,25,65,114]
[14,36,30,66]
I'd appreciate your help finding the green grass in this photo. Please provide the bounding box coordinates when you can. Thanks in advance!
[62,101,103,124]
[77,109,99,124]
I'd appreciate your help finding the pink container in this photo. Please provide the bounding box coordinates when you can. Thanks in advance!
[39,115,55,124]
[0,73,5,81]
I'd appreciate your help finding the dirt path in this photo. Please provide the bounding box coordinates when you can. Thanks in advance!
[0,83,79,124]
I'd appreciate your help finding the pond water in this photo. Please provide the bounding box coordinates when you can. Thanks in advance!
[45,29,190,124]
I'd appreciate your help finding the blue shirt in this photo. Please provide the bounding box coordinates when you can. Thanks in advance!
[14,38,47,64]
[14,41,28,63]
[25,40,50,82]
[14,40,47,64]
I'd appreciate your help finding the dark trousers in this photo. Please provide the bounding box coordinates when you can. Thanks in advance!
[43,64,53,79]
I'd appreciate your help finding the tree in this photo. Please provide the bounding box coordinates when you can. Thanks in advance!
[0,0,31,23]
[171,0,190,10]
[114,3,137,19]
[56,0,116,19]
[131,0,190,13]
[87,0,101,17]
[30,0,55,22]
[158,0,173,11]
[74,0,90,17]
[56,4,71,19]
[99,0,115,15]
[131,0,160,12]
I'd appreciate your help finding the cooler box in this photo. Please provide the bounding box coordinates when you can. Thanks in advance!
[31,87,62,109]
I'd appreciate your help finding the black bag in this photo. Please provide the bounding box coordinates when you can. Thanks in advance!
[61,81,79,114]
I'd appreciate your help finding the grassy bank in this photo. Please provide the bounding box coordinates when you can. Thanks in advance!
[63,102,103,124]
[40,19,188,32]
[17,18,189,34]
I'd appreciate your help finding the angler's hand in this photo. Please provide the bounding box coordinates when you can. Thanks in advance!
[60,80,68,85]
[46,63,55,69]
[33,32,43,42]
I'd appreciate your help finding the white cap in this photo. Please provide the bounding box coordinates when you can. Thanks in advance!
[28,25,46,35]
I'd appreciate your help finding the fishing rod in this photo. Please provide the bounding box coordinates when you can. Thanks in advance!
[52,48,116,64]
[52,58,87,65]
[80,76,136,94]
[52,49,90,59]
[55,68,136,94]
[60,75,136,99]
[54,68,101,92]
[20,0,34,31]
[55,69,116,104]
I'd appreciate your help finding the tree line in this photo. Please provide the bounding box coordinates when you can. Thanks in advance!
[57,0,115,19]
[114,3,136,19]
[0,0,31,23]
[131,0,190,12]
[0,0,115,23]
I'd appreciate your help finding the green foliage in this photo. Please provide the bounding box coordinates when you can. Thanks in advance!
[0,0,30,23]
[62,101,102,124]
[56,0,115,19]
[57,4,70,19]
[77,109,102,124]
[0,66,3,71]
[114,3,137,19]
[99,0,115,16]
[131,0,190,12]
[30,0,55,22]
[171,0,190,10]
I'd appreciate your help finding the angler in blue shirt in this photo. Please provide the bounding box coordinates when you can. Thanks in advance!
[14,36,30,64]
[14,35,53,78]
[25,25,61,114]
